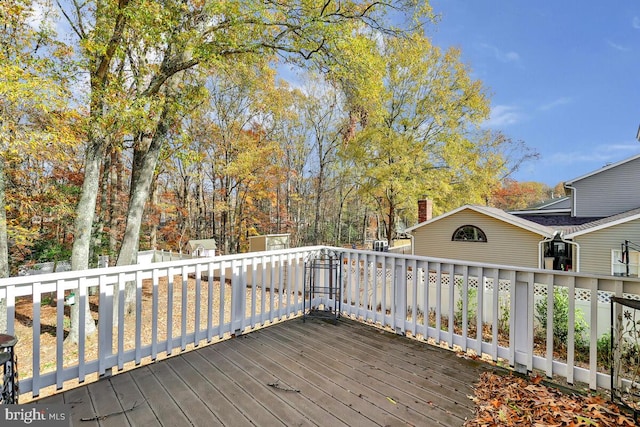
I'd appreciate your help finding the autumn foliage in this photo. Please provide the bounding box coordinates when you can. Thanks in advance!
[466,372,635,427]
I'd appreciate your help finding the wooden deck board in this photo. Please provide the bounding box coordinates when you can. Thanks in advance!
[35,317,495,426]
[201,345,317,426]
[108,371,161,426]
[289,319,481,410]
[264,320,466,426]
[165,352,253,427]
[128,363,192,426]
[63,380,98,427]
[148,359,222,427]
[86,380,128,427]
[219,334,376,426]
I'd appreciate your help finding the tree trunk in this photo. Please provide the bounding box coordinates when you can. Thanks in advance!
[386,202,395,247]
[115,109,169,320]
[0,158,9,333]
[313,165,324,244]
[149,177,158,249]
[68,140,101,343]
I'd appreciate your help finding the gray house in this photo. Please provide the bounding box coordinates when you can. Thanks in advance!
[409,153,640,276]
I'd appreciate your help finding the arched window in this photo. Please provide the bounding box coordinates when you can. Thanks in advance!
[452,225,487,242]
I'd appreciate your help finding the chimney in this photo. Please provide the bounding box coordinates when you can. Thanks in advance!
[418,199,432,223]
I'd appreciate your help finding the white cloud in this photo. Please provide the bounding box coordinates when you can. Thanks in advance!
[607,39,631,52]
[633,16,640,29]
[548,144,639,166]
[484,105,523,128]
[539,97,572,111]
[478,43,521,64]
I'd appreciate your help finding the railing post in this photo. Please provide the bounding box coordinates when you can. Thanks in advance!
[394,260,406,335]
[231,259,245,336]
[513,277,530,374]
[98,275,112,377]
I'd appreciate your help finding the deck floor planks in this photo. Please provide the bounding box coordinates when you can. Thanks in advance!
[165,352,253,427]
[197,343,315,427]
[128,364,192,426]
[290,319,482,411]
[147,358,222,427]
[218,336,372,426]
[259,319,465,426]
[179,348,288,427]
[250,320,443,426]
[108,371,162,426]
[33,317,492,426]
[62,379,98,427]
[335,317,489,383]
[325,318,493,392]
[85,379,129,427]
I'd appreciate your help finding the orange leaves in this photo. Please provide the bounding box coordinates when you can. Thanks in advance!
[465,372,636,427]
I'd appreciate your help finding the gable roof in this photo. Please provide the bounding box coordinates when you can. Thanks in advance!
[188,239,217,250]
[564,153,640,185]
[510,197,572,215]
[563,206,640,238]
[406,204,556,238]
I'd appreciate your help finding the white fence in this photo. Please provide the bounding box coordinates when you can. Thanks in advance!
[338,249,640,390]
[2,245,640,400]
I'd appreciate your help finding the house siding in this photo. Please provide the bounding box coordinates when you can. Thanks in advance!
[412,210,543,268]
[570,157,640,217]
[573,218,640,275]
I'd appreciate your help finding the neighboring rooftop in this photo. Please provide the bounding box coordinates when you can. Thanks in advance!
[514,215,604,228]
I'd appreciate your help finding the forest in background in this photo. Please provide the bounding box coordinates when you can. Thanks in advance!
[0,0,562,279]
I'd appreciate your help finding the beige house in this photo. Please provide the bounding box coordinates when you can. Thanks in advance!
[406,153,640,276]
[406,205,556,269]
[563,208,640,276]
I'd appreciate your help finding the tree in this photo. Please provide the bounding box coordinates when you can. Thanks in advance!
[489,179,551,211]
[0,0,78,332]
[300,81,346,244]
[343,33,499,244]
[61,0,430,266]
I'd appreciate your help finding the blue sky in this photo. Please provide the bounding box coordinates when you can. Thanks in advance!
[427,1,640,186]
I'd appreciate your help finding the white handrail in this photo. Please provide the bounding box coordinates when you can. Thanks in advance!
[4,245,640,399]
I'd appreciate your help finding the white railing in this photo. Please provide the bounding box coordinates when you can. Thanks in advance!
[3,245,640,400]
[0,246,314,399]
[339,249,640,391]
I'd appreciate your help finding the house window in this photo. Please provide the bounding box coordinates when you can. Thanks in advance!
[452,225,487,242]
[612,249,640,277]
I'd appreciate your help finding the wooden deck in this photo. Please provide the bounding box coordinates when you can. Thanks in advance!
[36,317,497,426]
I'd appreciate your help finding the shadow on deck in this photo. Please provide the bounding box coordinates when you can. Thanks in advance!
[36,317,498,426]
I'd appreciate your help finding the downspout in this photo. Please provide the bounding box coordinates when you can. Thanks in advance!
[408,233,415,255]
[538,234,556,269]
[565,239,580,272]
[566,184,577,217]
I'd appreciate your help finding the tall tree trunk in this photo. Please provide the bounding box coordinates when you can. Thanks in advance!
[115,108,169,319]
[313,166,324,244]
[108,149,121,258]
[386,202,395,247]
[149,177,158,249]
[68,140,101,343]
[0,158,9,333]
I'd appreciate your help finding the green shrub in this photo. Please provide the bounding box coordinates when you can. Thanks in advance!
[597,333,612,370]
[535,287,588,350]
[455,285,478,328]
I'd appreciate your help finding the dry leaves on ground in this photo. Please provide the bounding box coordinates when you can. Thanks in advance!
[465,372,637,427]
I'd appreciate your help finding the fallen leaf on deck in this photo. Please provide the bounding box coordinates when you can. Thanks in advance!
[465,372,636,426]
